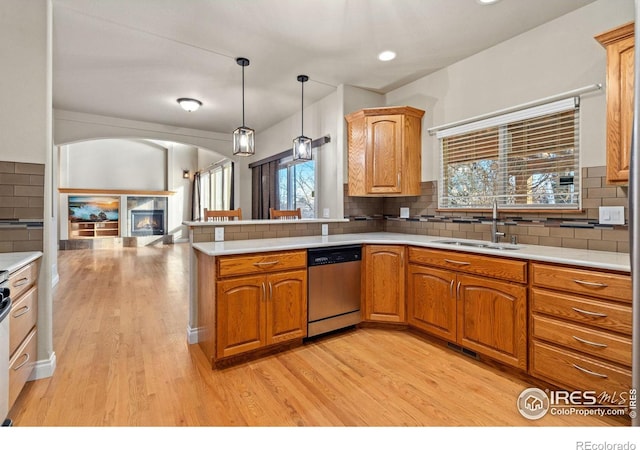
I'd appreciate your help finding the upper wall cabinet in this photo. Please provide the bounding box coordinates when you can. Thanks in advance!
[595,22,634,185]
[345,106,425,196]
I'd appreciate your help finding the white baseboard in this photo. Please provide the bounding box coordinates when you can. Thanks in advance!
[187,325,200,344]
[29,352,57,381]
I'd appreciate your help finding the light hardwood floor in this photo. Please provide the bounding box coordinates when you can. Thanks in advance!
[8,243,627,427]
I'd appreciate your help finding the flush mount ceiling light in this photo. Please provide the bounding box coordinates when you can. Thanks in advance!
[378,50,396,62]
[232,57,255,157]
[177,98,202,112]
[292,75,312,161]
[477,0,501,4]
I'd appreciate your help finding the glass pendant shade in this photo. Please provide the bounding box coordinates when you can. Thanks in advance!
[233,57,255,156]
[233,126,255,156]
[293,74,312,161]
[293,135,312,161]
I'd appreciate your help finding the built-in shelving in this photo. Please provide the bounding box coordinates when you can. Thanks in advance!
[69,221,120,239]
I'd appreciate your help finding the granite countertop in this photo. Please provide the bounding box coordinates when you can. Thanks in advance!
[192,232,631,272]
[0,251,43,274]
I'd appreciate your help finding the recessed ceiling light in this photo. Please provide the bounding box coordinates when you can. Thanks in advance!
[378,50,396,62]
[477,0,501,4]
[177,98,202,112]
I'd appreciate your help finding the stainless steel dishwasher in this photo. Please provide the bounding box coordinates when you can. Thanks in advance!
[307,245,361,337]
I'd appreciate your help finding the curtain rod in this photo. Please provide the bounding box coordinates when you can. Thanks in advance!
[248,135,331,169]
[427,83,602,136]
[198,158,230,174]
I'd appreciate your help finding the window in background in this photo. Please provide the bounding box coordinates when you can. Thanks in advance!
[438,98,580,210]
[198,160,234,218]
[277,156,316,218]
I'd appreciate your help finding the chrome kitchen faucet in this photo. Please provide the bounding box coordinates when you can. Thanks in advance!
[491,200,505,243]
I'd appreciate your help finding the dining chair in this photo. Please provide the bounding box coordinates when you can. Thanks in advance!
[269,207,301,220]
[203,208,242,221]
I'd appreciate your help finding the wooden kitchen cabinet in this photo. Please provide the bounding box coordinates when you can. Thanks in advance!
[216,269,307,358]
[197,249,307,366]
[363,245,405,323]
[408,247,528,370]
[407,265,457,342]
[529,262,632,397]
[8,256,41,409]
[345,106,424,196]
[595,22,634,185]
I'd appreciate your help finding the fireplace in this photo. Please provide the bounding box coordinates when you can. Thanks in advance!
[131,210,165,236]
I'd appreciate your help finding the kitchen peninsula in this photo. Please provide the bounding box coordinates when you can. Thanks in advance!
[188,229,631,400]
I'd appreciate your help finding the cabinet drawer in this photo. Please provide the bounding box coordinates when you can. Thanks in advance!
[531,288,632,335]
[9,286,38,357]
[409,247,527,283]
[217,250,306,278]
[9,327,37,409]
[531,314,631,366]
[530,340,631,397]
[531,263,631,303]
[9,261,39,300]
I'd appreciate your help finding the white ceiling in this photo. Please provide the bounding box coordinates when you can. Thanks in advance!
[52,0,598,136]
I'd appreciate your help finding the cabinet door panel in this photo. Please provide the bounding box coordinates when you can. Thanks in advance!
[364,246,405,322]
[457,274,527,370]
[407,265,456,342]
[366,115,402,194]
[216,275,266,358]
[267,270,307,344]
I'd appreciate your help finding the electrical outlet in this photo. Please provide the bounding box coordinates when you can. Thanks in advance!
[599,206,625,225]
[321,224,328,236]
[400,207,410,218]
[214,227,224,241]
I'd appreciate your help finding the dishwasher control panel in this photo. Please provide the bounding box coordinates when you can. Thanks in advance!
[307,245,362,266]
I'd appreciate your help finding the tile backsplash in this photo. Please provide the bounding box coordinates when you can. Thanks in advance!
[0,161,45,252]
[380,166,629,253]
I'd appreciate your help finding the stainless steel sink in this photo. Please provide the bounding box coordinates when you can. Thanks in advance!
[434,239,521,251]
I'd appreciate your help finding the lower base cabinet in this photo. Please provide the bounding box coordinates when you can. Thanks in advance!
[363,245,406,323]
[196,249,307,367]
[7,256,40,410]
[529,262,632,398]
[216,270,307,359]
[407,247,528,370]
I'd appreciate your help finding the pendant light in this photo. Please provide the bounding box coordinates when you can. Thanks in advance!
[292,75,312,161]
[233,57,255,156]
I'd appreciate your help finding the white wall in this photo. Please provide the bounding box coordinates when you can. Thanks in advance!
[385,0,635,182]
[238,89,344,219]
[60,139,167,190]
[0,0,55,379]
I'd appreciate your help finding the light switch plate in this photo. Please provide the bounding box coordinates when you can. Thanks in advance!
[323,208,330,218]
[321,224,328,236]
[598,206,625,225]
[214,227,224,241]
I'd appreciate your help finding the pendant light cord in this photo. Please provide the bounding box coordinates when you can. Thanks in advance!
[300,79,304,135]
[242,64,245,127]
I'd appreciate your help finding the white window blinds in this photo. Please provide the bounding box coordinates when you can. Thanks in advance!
[437,98,580,210]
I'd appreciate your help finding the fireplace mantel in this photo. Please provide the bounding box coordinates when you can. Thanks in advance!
[59,188,175,196]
